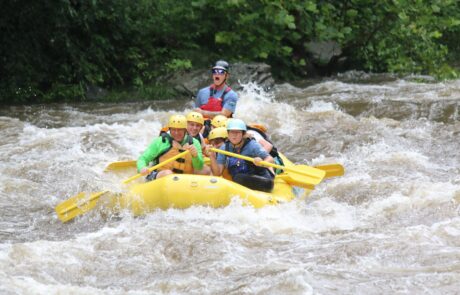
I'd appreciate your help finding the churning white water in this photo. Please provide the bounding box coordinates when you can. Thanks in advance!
[1,73,459,294]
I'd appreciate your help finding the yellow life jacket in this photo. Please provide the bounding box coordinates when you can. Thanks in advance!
[157,134,194,174]
[222,168,232,180]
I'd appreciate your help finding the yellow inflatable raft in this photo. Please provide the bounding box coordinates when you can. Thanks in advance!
[56,153,343,223]
[100,173,309,217]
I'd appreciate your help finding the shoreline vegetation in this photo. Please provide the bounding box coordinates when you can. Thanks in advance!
[1,1,459,104]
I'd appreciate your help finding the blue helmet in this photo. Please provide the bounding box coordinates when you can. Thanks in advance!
[226,118,247,131]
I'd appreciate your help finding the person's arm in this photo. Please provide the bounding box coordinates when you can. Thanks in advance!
[258,138,273,153]
[137,137,163,172]
[221,90,238,117]
[247,131,273,153]
[209,150,224,176]
[194,88,206,109]
[189,137,204,170]
[249,140,275,174]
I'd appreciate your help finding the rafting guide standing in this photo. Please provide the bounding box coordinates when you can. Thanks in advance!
[194,60,238,119]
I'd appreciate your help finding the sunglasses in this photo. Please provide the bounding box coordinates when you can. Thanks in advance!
[212,69,226,75]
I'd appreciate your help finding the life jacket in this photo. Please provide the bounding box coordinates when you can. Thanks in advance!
[192,132,207,154]
[224,138,270,178]
[192,133,204,145]
[199,84,232,112]
[222,168,233,180]
[247,123,267,134]
[247,124,280,159]
[155,133,194,174]
[160,127,205,153]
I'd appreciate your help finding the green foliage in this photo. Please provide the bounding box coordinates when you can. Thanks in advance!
[165,59,193,72]
[1,0,459,103]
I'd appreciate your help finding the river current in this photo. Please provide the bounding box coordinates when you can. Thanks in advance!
[0,72,459,294]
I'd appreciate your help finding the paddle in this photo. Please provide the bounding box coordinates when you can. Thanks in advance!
[104,159,344,179]
[278,164,344,189]
[104,160,137,171]
[55,190,110,223]
[314,164,344,178]
[55,150,190,223]
[209,148,325,185]
[122,151,189,184]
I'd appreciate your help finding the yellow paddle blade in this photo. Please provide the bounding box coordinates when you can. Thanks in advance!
[104,160,137,171]
[278,164,344,189]
[281,168,324,186]
[55,190,109,223]
[276,174,315,190]
[209,148,325,185]
[314,164,344,178]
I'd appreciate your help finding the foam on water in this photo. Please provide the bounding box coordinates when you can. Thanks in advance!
[1,76,460,294]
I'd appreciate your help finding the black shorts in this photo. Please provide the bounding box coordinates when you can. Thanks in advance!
[233,174,274,192]
[146,170,159,181]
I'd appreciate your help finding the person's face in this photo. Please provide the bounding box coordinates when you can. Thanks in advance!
[212,69,227,85]
[210,138,225,148]
[170,128,186,142]
[228,130,243,145]
[187,121,202,136]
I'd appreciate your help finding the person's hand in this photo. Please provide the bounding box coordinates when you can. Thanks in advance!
[253,157,263,166]
[205,145,216,158]
[172,141,182,149]
[140,167,150,175]
[185,144,198,157]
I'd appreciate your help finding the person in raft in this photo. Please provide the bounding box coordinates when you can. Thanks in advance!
[210,114,228,129]
[204,125,228,157]
[207,126,228,148]
[186,111,207,147]
[194,60,238,119]
[207,119,275,192]
[185,111,212,175]
[137,115,204,181]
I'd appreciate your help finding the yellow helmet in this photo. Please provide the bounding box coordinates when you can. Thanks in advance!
[186,111,204,125]
[208,127,228,140]
[211,115,228,128]
[168,115,187,129]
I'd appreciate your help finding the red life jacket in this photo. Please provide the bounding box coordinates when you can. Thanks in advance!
[200,84,232,112]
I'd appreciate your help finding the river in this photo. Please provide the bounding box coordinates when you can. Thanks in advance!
[1,72,459,294]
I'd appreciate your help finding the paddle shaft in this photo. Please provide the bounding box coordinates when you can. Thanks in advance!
[122,150,190,184]
[209,148,325,181]
[104,158,344,178]
[314,164,344,178]
[56,151,190,222]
